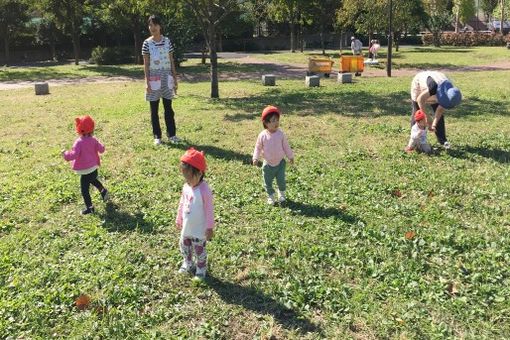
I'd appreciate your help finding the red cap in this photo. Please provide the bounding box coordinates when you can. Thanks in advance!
[75,115,95,135]
[180,147,207,173]
[414,109,426,122]
[261,105,281,121]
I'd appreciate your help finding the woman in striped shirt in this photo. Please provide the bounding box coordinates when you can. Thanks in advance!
[142,15,180,145]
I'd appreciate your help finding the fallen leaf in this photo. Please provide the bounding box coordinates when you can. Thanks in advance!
[392,189,402,198]
[447,282,458,295]
[75,294,91,310]
[428,190,434,198]
[404,231,416,240]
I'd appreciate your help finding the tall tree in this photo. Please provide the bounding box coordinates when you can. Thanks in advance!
[306,0,341,54]
[184,0,242,98]
[480,0,498,21]
[423,0,453,46]
[494,0,509,34]
[453,0,476,32]
[94,0,152,65]
[268,0,307,52]
[0,0,29,64]
[36,0,88,65]
[241,0,270,37]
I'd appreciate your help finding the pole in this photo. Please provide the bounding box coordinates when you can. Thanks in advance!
[387,0,393,77]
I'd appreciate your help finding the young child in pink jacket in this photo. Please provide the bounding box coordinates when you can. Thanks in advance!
[176,148,215,280]
[252,105,294,205]
[62,115,109,215]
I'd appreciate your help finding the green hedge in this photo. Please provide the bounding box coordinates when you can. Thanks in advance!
[89,46,134,65]
[422,32,510,46]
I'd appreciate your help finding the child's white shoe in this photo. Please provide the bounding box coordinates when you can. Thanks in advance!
[193,267,206,280]
[154,138,162,146]
[178,262,195,275]
[278,191,286,203]
[442,141,451,149]
[267,194,276,205]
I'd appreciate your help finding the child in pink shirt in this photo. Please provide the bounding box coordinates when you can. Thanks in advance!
[252,105,294,205]
[176,148,215,280]
[62,115,109,215]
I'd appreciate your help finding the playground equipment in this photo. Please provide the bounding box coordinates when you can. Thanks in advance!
[339,55,364,76]
[307,57,334,77]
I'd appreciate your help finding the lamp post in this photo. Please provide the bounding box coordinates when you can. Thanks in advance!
[387,0,393,77]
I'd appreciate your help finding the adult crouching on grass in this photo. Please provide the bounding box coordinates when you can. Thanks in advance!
[410,71,462,149]
[142,14,180,146]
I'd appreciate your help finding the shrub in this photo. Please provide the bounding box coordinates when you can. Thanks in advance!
[422,32,508,46]
[89,46,134,65]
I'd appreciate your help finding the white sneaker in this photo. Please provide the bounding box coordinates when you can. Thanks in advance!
[442,141,451,149]
[278,191,286,203]
[193,267,206,280]
[154,138,162,145]
[267,194,276,205]
[178,262,195,275]
[169,136,181,143]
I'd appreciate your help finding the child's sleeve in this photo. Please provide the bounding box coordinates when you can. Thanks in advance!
[410,125,421,142]
[176,189,184,227]
[96,138,105,154]
[252,133,262,161]
[282,133,294,160]
[63,140,81,161]
[201,184,215,230]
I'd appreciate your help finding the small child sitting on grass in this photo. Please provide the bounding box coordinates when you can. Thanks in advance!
[405,109,432,154]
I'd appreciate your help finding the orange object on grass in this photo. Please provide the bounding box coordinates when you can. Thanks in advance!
[308,57,334,75]
[340,55,364,73]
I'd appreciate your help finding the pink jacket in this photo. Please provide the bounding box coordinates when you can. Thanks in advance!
[63,136,105,170]
[176,181,215,230]
[252,129,294,167]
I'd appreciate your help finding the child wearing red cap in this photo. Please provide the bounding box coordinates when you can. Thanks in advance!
[176,148,215,280]
[252,105,294,205]
[62,115,109,215]
[405,110,432,154]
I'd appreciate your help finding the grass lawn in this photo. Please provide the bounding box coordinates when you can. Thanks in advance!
[1,62,509,338]
[253,46,510,69]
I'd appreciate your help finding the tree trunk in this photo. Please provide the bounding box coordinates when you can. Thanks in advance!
[455,11,460,33]
[218,30,223,52]
[72,25,80,65]
[320,23,325,55]
[501,0,505,35]
[299,22,304,52]
[133,20,142,65]
[4,35,9,65]
[208,22,219,98]
[290,21,295,52]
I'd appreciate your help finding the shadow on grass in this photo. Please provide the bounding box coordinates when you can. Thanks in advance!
[0,64,143,82]
[447,145,510,163]
[99,202,155,233]
[207,275,320,335]
[168,141,252,164]
[403,47,474,54]
[78,65,144,78]
[283,199,361,224]
[179,61,307,82]
[221,88,411,120]
[220,87,509,121]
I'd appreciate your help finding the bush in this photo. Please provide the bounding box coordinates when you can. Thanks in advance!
[422,32,508,46]
[89,46,134,65]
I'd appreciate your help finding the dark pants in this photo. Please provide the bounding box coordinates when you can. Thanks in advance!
[150,98,176,139]
[81,170,104,208]
[412,101,447,145]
